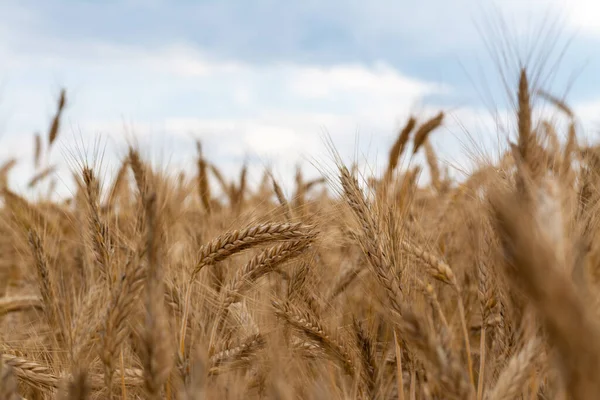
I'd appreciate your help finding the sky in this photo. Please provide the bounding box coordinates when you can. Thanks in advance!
[1,0,600,199]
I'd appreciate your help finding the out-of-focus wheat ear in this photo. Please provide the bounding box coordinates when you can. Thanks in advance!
[0,159,16,177]
[350,161,359,177]
[561,120,577,178]
[47,178,57,200]
[141,192,173,400]
[119,350,127,400]
[490,299,509,364]
[491,186,600,400]
[48,88,66,148]
[184,347,209,400]
[27,165,56,189]
[230,163,247,211]
[412,112,444,155]
[2,188,50,233]
[393,329,405,400]
[424,140,442,192]
[128,147,150,234]
[257,167,271,196]
[209,262,226,294]
[409,366,417,400]
[272,175,293,221]
[477,262,495,400]
[209,163,230,198]
[2,353,60,391]
[352,318,378,398]
[0,357,21,400]
[577,148,599,217]
[128,147,148,199]
[540,121,560,156]
[3,353,143,392]
[239,163,248,197]
[33,133,42,169]
[400,239,458,286]
[508,142,536,207]
[100,255,146,394]
[302,177,325,193]
[398,308,474,400]
[395,166,421,211]
[517,69,532,163]
[72,171,86,202]
[59,369,90,400]
[386,116,417,179]
[536,89,574,119]
[28,229,63,343]
[226,300,260,339]
[328,262,364,301]
[293,165,306,216]
[0,158,17,187]
[486,338,541,400]
[416,278,450,333]
[104,157,129,210]
[0,295,43,317]
[196,140,212,215]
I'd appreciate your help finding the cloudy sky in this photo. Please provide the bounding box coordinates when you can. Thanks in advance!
[1,0,599,198]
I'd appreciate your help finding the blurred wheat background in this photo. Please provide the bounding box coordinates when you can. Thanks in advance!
[2,1,600,399]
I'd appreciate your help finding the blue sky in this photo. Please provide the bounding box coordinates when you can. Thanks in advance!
[1,0,599,198]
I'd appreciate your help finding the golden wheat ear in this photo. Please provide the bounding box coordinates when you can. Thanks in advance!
[490,184,600,400]
[196,140,212,215]
[272,174,293,221]
[28,165,57,189]
[33,133,42,169]
[48,88,67,149]
[412,112,444,155]
[486,338,541,400]
[388,116,416,175]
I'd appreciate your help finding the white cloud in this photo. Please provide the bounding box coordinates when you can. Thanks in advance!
[0,41,449,196]
[242,124,309,155]
[486,0,600,42]
[563,0,600,37]
[574,99,600,122]
[288,63,441,99]
[2,2,597,199]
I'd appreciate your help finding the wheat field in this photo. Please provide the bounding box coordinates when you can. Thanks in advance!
[0,66,599,400]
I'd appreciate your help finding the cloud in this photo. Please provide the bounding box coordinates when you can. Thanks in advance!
[288,63,442,100]
[1,0,597,198]
[2,35,595,197]
[563,0,600,38]
[1,0,580,67]
[0,39,449,196]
